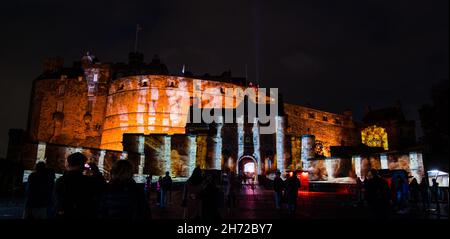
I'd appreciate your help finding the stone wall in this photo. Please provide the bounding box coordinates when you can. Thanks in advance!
[101,75,246,151]
[21,142,127,175]
[284,103,359,157]
[29,74,108,149]
[308,151,425,183]
[29,71,363,161]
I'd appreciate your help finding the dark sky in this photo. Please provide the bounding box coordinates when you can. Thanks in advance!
[0,0,448,157]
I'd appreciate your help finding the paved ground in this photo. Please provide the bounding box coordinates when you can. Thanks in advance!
[149,184,448,220]
[1,184,447,219]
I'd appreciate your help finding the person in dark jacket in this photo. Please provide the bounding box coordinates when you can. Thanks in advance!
[419,178,430,211]
[86,162,107,214]
[182,167,204,219]
[144,174,153,205]
[365,169,391,218]
[409,178,420,209]
[273,171,284,209]
[23,161,55,219]
[160,171,172,208]
[98,160,150,220]
[156,176,162,206]
[225,171,238,215]
[285,171,301,215]
[394,176,408,212]
[431,178,440,213]
[54,153,98,219]
[201,174,221,220]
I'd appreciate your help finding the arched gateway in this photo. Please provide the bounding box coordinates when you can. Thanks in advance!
[237,155,258,184]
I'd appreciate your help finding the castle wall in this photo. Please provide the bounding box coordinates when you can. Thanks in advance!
[221,123,238,172]
[284,103,359,157]
[18,138,425,184]
[21,142,127,175]
[101,75,245,151]
[308,151,424,183]
[30,74,108,149]
[170,135,193,177]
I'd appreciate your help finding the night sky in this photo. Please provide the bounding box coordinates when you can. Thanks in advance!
[0,0,448,157]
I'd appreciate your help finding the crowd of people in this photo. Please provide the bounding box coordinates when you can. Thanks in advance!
[23,152,243,220]
[23,154,444,220]
[24,152,151,220]
[355,169,443,218]
[180,167,242,219]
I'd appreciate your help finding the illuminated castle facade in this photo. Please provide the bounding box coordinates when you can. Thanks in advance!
[10,52,423,183]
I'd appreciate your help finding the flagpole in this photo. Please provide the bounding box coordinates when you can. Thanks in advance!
[134,24,139,52]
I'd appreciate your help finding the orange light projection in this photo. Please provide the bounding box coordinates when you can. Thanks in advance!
[361,125,388,150]
[100,75,247,151]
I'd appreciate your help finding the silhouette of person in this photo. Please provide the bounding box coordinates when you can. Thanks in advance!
[285,171,301,215]
[201,174,221,220]
[394,176,407,212]
[365,169,390,218]
[273,171,284,209]
[98,160,150,220]
[54,153,98,219]
[182,167,204,219]
[86,162,106,211]
[156,176,162,206]
[144,174,153,205]
[431,178,440,214]
[160,171,172,208]
[23,161,55,219]
[409,178,420,209]
[225,171,238,215]
[419,178,430,211]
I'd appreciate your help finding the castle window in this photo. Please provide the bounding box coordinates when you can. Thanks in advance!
[88,85,95,96]
[87,100,93,112]
[57,85,65,97]
[308,112,315,119]
[93,73,98,82]
[140,78,149,87]
[334,118,342,125]
[56,101,64,112]
[322,115,328,121]
[167,80,177,88]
